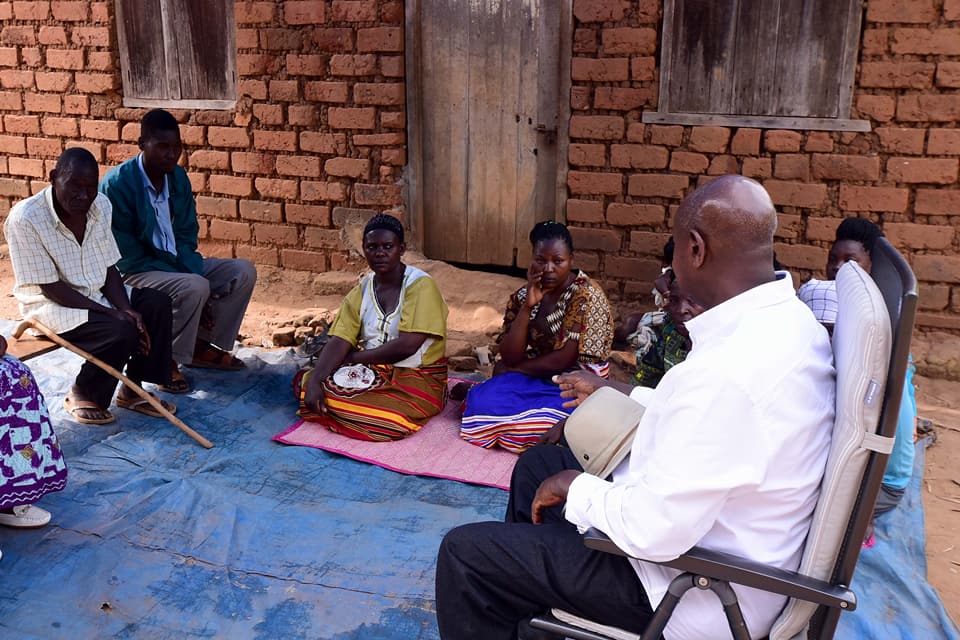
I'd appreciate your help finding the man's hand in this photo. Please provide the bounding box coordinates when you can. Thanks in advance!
[531,470,581,524]
[303,370,326,415]
[554,370,609,409]
[200,301,216,330]
[122,309,150,355]
[536,418,566,446]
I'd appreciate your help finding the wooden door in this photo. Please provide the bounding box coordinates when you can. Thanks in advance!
[408,0,568,267]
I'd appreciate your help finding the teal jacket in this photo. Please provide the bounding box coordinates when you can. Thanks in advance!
[99,157,204,275]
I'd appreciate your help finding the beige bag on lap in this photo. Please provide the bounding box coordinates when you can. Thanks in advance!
[564,386,645,478]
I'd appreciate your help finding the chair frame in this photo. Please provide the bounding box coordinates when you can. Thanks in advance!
[531,238,918,640]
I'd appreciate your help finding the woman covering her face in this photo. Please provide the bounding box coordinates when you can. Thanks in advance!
[459,221,614,454]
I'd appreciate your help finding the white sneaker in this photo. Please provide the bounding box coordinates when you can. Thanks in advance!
[0,504,52,528]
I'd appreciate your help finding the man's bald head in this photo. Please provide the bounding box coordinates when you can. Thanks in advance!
[53,147,99,176]
[671,175,778,310]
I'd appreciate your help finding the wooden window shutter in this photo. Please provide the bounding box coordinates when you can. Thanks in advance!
[115,0,237,110]
[645,0,869,131]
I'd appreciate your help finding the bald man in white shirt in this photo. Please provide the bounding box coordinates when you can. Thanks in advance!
[435,176,836,640]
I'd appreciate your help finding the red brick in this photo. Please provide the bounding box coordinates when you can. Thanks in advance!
[329,54,377,76]
[284,1,325,24]
[237,54,273,76]
[568,143,605,167]
[885,223,954,250]
[37,25,65,45]
[669,151,708,174]
[236,28,259,49]
[41,116,77,136]
[605,256,661,280]
[4,114,39,134]
[304,227,344,249]
[631,57,656,81]
[24,93,60,113]
[887,157,958,184]
[105,142,137,163]
[281,249,328,271]
[569,115,624,140]
[313,28,354,52]
[301,180,349,202]
[0,70,34,89]
[286,203,331,225]
[915,189,960,214]
[209,219,252,242]
[875,127,925,154]
[354,83,404,106]
[570,86,591,111]
[196,195,238,219]
[811,154,880,181]
[253,103,283,125]
[26,136,60,157]
[21,46,41,68]
[565,199,604,223]
[268,80,299,102]
[36,70,72,91]
[380,55,404,78]
[232,152,275,175]
[936,62,960,88]
[601,27,657,54]
[568,171,622,195]
[71,26,110,47]
[571,57,629,82]
[380,111,405,129]
[625,123,646,143]
[0,25,35,46]
[0,134,26,154]
[774,154,810,181]
[252,177,296,200]
[51,0,87,20]
[892,28,960,55]
[593,86,654,111]
[352,132,405,146]
[861,28,888,56]
[917,285,950,311]
[234,244,277,267]
[8,157,44,178]
[947,0,960,19]
[729,128,760,155]
[208,127,250,149]
[629,230,671,255]
[915,313,960,330]
[913,255,960,284]
[353,183,401,205]
[838,185,910,212]
[63,95,88,115]
[927,129,960,155]
[301,131,348,154]
[273,155,320,177]
[210,175,253,197]
[357,27,402,52]
[0,90,22,110]
[0,177,30,197]
[649,125,683,146]
[570,227,622,252]
[331,0,377,21]
[253,223,298,245]
[627,174,689,198]
[802,132,832,153]
[867,0,936,22]
[763,180,827,209]
[855,95,895,122]
[609,144,668,169]
[284,54,325,77]
[288,105,318,127]
[897,94,960,122]
[303,81,348,103]
[764,130,802,152]
[253,130,297,152]
[236,2,275,23]
[328,107,376,130]
[859,61,934,89]
[64,140,102,162]
[0,47,16,67]
[774,242,828,271]
[805,217,840,243]
[79,119,118,141]
[708,155,739,176]
[688,126,730,153]
[74,72,115,93]
[606,203,664,226]
[574,28,597,54]
[189,150,230,171]
[774,213,802,240]
[13,1,49,19]
[86,51,113,71]
[573,0,628,23]
[260,28,303,50]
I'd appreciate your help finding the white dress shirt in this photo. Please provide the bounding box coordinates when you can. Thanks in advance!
[565,274,835,640]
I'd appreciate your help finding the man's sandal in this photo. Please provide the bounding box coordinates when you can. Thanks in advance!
[188,344,245,371]
[116,393,177,418]
[158,365,190,394]
[63,396,116,425]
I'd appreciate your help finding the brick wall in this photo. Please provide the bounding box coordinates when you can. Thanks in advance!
[566,0,960,331]
[0,0,405,273]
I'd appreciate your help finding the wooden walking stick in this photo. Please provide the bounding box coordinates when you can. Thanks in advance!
[13,319,215,449]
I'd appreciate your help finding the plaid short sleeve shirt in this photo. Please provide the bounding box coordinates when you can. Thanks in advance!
[4,187,122,333]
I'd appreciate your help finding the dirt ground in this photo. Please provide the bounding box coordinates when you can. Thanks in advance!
[0,249,957,625]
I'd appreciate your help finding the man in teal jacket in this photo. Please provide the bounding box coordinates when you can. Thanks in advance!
[100,109,256,392]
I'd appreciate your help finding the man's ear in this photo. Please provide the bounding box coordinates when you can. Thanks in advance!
[49,168,58,183]
[689,229,706,269]
[137,136,144,150]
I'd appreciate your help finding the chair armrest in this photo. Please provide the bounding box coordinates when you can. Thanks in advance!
[583,528,856,612]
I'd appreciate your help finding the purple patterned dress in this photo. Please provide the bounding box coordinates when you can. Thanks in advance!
[0,355,67,509]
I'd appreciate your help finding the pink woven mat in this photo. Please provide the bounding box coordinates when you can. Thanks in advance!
[273,394,516,490]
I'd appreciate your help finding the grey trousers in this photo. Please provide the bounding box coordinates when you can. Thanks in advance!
[124,258,257,364]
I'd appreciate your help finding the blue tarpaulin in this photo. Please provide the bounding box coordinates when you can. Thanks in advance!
[0,319,956,639]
